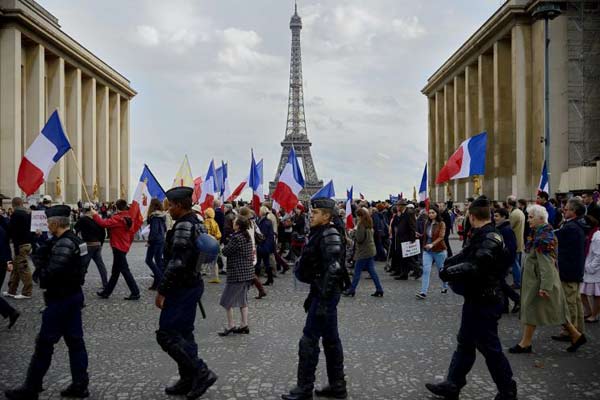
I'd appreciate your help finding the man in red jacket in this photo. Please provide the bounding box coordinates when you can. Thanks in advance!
[93,200,140,300]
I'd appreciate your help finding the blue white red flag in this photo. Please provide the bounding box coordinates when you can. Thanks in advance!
[17,110,71,195]
[132,164,165,228]
[538,160,549,194]
[199,160,217,211]
[436,131,487,184]
[249,152,263,215]
[311,180,335,200]
[346,187,354,229]
[271,147,305,213]
[221,161,231,202]
[418,163,430,210]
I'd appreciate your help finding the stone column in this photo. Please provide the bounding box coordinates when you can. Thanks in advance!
[66,68,82,203]
[512,24,533,199]
[493,39,513,201]
[24,44,45,197]
[0,26,22,199]
[428,96,435,201]
[120,98,130,200]
[465,64,479,198]
[96,85,109,201]
[46,56,66,202]
[109,92,121,200]
[478,53,494,198]
[444,83,455,202]
[454,74,466,202]
[435,90,444,202]
[82,77,96,201]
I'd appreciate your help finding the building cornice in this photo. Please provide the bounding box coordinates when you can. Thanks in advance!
[0,0,137,99]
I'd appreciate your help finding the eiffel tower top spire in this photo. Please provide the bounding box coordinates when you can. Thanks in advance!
[269,2,323,200]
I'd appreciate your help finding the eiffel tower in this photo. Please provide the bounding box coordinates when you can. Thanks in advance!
[269,2,323,200]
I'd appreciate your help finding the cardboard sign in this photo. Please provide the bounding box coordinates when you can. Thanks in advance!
[401,240,421,258]
[30,210,48,232]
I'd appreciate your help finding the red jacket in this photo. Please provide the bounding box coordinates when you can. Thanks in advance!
[93,212,134,253]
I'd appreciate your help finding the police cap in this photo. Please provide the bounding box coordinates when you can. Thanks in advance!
[165,186,193,201]
[45,205,71,218]
[311,197,336,211]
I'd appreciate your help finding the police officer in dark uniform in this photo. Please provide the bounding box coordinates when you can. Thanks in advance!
[426,196,517,400]
[155,187,217,400]
[282,197,348,400]
[5,205,89,400]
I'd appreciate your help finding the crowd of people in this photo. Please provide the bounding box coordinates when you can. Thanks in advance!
[1,187,599,400]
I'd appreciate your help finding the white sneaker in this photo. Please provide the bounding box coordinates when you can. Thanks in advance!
[2,291,15,298]
[14,294,31,300]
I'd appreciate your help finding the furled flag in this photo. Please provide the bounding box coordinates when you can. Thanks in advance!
[132,164,166,221]
[311,180,335,200]
[171,155,194,188]
[192,177,203,203]
[249,152,262,215]
[359,193,365,200]
[418,163,430,210]
[215,164,224,196]
[271,147,305,213]
[199,160,217,211]
[221,161,231,202]
[436,132,487,184]
[17,110,71,195]
[538,160,549,194]
[345,187,354,229]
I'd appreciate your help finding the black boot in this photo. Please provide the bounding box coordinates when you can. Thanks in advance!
[282,336,320,400]
[4,387,39,400]
[317,341,347,399]
[8,310,20,329]
[165,364,194,395]
[495,380,517,400]
[60,383,89,398]
[425,381,460,400]
[186,367,217,399]
[314,384,347,399]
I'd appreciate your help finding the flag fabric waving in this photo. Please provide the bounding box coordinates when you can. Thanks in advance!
[271,147,305,213]
[436,131,487,184]
[192,177,203,203]
[215,165,224,196]
[345,187,354,229]
[249,152,262,215]
[227,178,247,202]
[221,161,231,202]
[132,164,165,225]
[419,163,428,201]
[311,180,335,200]
[171,155,194,188]
[199,160,217,211]
[17,110,71,195]
[538,160,549,194]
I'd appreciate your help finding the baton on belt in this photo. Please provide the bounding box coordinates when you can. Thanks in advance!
[197,299,207,319]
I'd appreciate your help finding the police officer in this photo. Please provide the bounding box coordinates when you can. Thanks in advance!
[155,187,217,399]
[425,196,516,400]
[282,197,348,400]
[5,205,89,400]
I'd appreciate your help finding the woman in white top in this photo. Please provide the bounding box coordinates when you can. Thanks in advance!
[581,215,600,323]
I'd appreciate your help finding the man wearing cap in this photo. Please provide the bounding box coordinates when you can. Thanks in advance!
[5,205,90,400]
[93,199,140,300]
[282,197,348,400]
[389,199,417,280]
[426,196,516,400]
[155,187,217,399]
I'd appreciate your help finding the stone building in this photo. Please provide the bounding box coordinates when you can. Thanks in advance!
[0,0,136,203]
[422,0,600,202]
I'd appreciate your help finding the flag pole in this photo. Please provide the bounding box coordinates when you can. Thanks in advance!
[69,149,93,204]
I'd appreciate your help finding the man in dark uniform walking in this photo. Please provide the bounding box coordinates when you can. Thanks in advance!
[282,197,348,400]
[155,187,217,399]
[389,199,418,280]
[5,205,90,400]
[426,196,516,400]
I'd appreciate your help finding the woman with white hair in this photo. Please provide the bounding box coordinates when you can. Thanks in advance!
[509,205,587,353]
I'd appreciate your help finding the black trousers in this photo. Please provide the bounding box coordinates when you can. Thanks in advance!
[0,297,15,319]
[103,248,139,297]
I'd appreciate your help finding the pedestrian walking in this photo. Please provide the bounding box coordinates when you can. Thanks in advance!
[204,207,222,284]
[389,199,417,280]
[74,203,108,290]
[493,208,521,313]
[256,207,276,286]
[581,211,600,323]
[146,199,167,290]
[416,205,448,299]
[0,220,19,329]
[4,197,34,299]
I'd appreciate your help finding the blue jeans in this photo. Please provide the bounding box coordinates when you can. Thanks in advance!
[145,241,165,286]
[421,250,448,294]
[512,253,522,287]
[349,257,383,293]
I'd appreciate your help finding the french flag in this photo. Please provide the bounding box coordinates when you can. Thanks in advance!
[271,147,304,213]
[199,160,217,211]
[17,110,71,196]
[436,132,487,184]
[227,178,247,202]
[538,160,549,194]
[221,161,231,202]
[311,179,335,200]
[249,152,263,215]
[345,187,354,229]
[418,163,430,209]
[132,164,165,223]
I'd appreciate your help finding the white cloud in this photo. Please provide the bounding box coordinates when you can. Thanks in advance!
[135,25,160,46]
[392,16,426,39]
[217,28,282,70]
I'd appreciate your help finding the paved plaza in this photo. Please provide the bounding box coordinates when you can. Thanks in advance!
[1,238,599,399]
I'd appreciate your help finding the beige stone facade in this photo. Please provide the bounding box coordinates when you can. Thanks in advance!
[0,0,136,203]
[422,0,600,202]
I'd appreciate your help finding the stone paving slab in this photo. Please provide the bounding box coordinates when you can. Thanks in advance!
[0,239,599,399]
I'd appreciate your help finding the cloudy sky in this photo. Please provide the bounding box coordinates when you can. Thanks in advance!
[40,0,504,200]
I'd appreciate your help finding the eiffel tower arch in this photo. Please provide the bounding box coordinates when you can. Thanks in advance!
[269,3,323,200]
